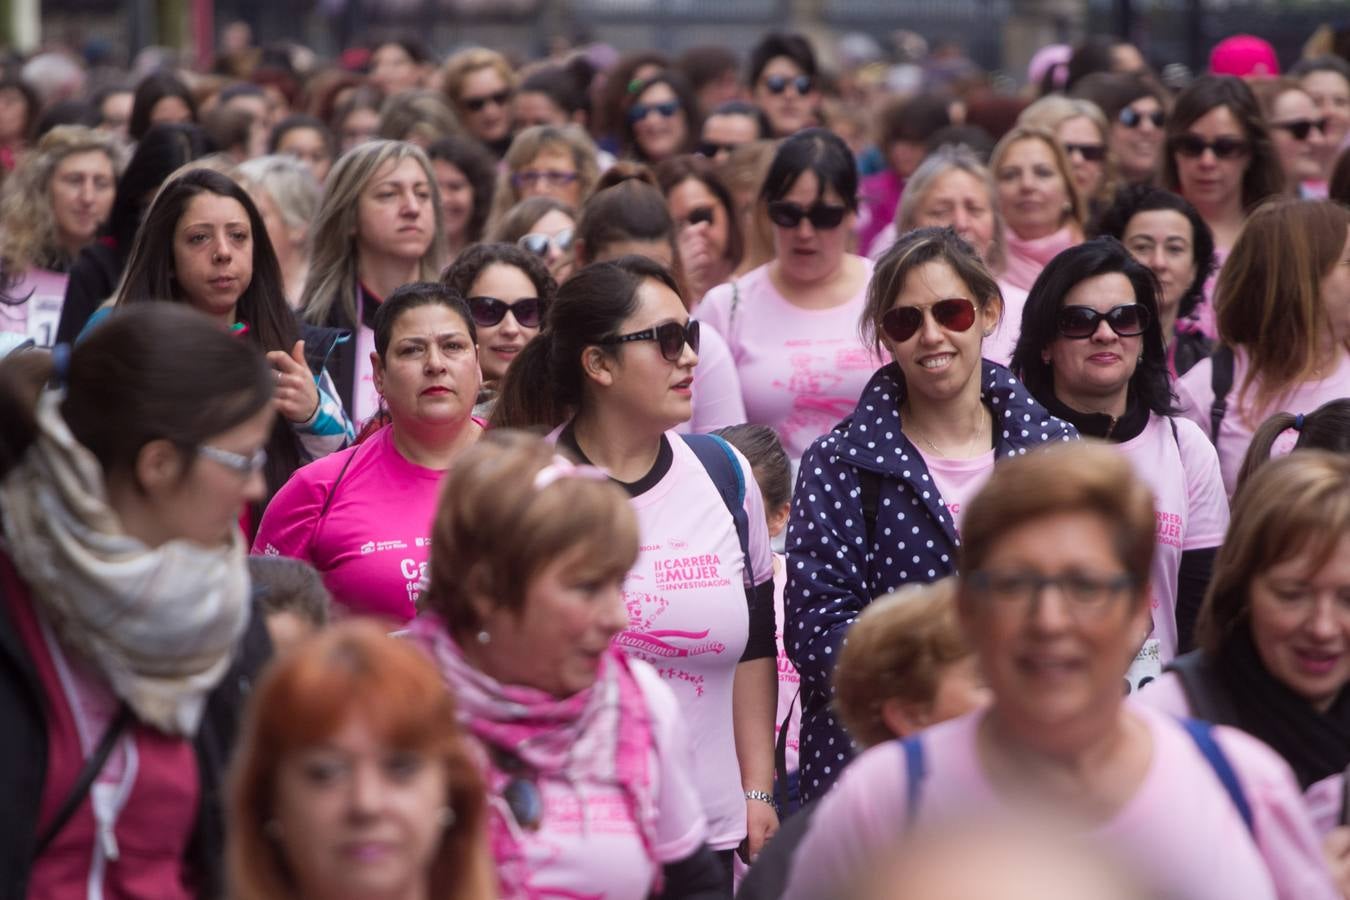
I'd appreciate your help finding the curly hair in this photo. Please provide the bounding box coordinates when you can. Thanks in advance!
[0,125,120,278]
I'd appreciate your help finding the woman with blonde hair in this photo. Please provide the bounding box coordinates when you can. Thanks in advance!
[485,124,600,235]
[228,620,495,900]
[1018,94,1116,216]
[300,140,445,422]
[0,125,118,346]
[1176,199,1350,495]
[376,90,462,149]
[441,48,517,157]
[989,125,1085,292]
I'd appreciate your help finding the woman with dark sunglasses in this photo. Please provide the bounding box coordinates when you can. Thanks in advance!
[405,429,725,898]
[622,72,700,165]
[748,32,821,138]
[700,129,881,466]
[1070,71,1169,186]
[493,257,780,881]
[441,242,556,418]
[1010,237,1228,668]
[785,227,1075,804]
[1252,79,1333,198]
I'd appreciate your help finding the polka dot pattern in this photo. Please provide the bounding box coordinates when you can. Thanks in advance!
[784,360,1077,802]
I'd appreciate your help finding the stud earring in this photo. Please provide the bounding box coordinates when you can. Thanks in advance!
[437,806,456,829]
[476,629,491,645]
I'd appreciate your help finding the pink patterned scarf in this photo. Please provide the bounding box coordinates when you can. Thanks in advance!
[1000,224,1081,292]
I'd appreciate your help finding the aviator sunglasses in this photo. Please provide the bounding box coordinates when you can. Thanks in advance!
[881,298,977,343]
[467,296,543,328]
[599,319,700,362]
[1056,303,1151,339]
[766,200,847,230]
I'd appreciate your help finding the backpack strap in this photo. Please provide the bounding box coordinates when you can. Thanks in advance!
[728,279,742,338]
[1180,718,1254,836]
[33,703,132,860]
[774,687,800,809]
[1208,345,1235,442]
[681,433,751,587]
[857,467,882,549]
[900,735,927,830]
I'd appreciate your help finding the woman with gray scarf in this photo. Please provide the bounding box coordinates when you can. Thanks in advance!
[0,303,274,899]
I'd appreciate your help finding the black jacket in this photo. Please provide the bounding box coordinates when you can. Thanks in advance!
[55,241,124,345]
[0,557,273,900]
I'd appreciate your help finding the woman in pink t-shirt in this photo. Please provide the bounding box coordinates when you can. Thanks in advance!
[1010,238,1229,676]
[784,443,1338,900]
[1176,199,1350,495]
[253,283,483,623]
[493,257,779,880]
[699,129,881,463]
[408,430,721,898]
[1134,453,1350,884]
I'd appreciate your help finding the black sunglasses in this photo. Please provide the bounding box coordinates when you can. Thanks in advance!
[518,229,574,257]
[467,296,542,328]
[1272,117,1330,141]
[766,200,847,230]
[1170,134,1249,160]
[881,298,977,344]
[463,89,512,112]
[1063,142,1107,162]
[696,140,741,158]
[600,319,700,362]
[1118,107,1165,129]
[763,74,813,96]
[628,100,680,123]
[1057,304,1151,339]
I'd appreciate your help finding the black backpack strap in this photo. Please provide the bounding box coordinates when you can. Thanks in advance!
[857,467,881,549]
[774,688,800,805]
[33,703,132,860]
[681,433,752,587]
[1208,345,1235,442]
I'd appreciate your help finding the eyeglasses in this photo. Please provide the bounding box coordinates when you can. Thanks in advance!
[696,140,741,158]
[462,89,512,112]
[881,298,977,344]
[1056,303,1151,339]
[467,295,543,328]
[1118,107,1165,129]
[627,100,680,123]
[512,170,580,190]
[1063,142,1107,162]
[967,570,1136,619]
[766,200,848,230]
[682,206,714,227]
[762,74,813,96]
[599,319,700,362]
[1169,134,1249,159]
[518,229,574,258]
[198,444,268,476]
[1271,117,1330,141]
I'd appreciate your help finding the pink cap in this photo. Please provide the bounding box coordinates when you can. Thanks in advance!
[1209,35,1280,78]
[1027,44,1072,91]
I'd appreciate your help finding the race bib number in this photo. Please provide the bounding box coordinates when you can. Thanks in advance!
[1124,638,1162,694]
[27,294,62,348]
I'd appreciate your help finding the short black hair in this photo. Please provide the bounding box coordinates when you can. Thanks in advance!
[1011,237,1176,417]
[747,32,817,87]
[708,100,772,139]
[1093,184,1215,321]
[373,282,476,360]
[760,127,858,211]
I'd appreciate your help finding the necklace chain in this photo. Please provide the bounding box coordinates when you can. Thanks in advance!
[904,407,989,458]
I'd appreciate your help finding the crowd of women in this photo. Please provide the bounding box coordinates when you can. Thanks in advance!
[0,21,1347,900]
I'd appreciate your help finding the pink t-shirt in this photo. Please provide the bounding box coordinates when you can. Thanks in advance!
[771,553,801,776]
[1176,347,1350,495]
[1117,414,1229,672]
[252,426,444,622]
[486,661,708,898]
[0,267,69,347]
[784,704,1338,900]
[699,261,884,463]
[610,433,775,849]
[982,281,1029,368]
[677,324,748,435]
[911,447,995,530]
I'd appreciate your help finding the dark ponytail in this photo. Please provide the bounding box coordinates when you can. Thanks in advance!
[0,304,273,484]
[490,256,679,430]
[1234,399,1350,495]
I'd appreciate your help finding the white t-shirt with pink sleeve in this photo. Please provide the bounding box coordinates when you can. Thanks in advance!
[0,267,69,347]
[252,426,444,622]
[610,433,775,850]
[783,704,1339,900]
[1117,414,1229,674]
[699,261,884,463]
[911,447,996,530]
[490,660,708,898]
[1176,347,1350,496]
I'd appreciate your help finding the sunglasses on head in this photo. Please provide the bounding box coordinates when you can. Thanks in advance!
[600,319,700,362]
[467,296,542,328]
[881,298,977,344]
[518,229,574,257]
[1272,117,1330,141]
[1118,107,1165,129]
[463,89,512,112]
[696,140,741,158]
[1170,134,1249,159]
[763,74,813,96]
[1056,303,1151,339]
[1063,142,1107,162]
[766,200,847,230]
[627,100,680,123]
